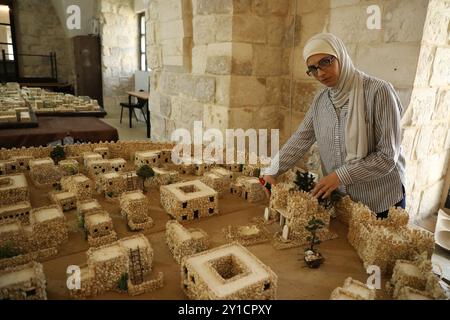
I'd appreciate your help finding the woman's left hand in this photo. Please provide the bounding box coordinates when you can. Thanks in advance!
[311,172,341,199]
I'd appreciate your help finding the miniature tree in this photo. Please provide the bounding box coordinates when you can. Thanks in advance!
[50,145,66,164]
[106,191,114,199]
[0,241,21,259]
[78,214,87,240]
[306,217,325,252]
[117,273,129,292]
[136,165,155,193]
[294,170,341,210]
[294,171,315,193]
[304,217,325,268]
[66,164,78,176]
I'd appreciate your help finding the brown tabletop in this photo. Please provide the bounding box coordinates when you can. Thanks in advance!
[0,117,119,148]
[127,91,149,100]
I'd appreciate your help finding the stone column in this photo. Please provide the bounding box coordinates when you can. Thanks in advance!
[99,0,138,118]
[402,0,450,221]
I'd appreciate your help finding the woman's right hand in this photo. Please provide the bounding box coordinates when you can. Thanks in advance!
[263,175,277,186]
[262,175,277,199]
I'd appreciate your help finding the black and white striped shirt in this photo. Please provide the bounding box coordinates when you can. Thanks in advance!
[265,75,406,213]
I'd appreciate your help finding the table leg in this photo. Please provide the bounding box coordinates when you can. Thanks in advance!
[128,95,132,129]
[146,101,150,139]
[129,108,132,129]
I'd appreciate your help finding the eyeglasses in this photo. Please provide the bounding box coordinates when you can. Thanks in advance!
[306,56,336,77]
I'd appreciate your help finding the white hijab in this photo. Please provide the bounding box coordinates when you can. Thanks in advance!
[303,33,368,164]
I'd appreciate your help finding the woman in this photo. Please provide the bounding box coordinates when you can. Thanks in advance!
[262,33,406,218]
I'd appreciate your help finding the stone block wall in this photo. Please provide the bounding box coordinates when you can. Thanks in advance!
[15,0,74,84]
[147,0,288,140]
[146,0,428,158]
[281,0,429,144]
[98,0,138,117]
[401,0,450,221]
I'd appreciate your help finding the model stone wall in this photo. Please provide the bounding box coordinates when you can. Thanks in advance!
[166,220,209,263]
[160,180,219,221]
[0,173,29,206]
[181,243,277,300]
[346,202,434,274]
[120,191,154,230]
[70,235,157,299]
[29,206,69,250]
[0,262,47,300]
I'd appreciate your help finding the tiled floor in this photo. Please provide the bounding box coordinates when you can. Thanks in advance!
[101,116,150,141]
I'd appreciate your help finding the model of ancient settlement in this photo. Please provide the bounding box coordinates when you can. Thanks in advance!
[0,140,448,300]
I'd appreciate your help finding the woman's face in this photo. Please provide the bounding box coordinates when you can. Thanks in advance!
[306,54,341,87]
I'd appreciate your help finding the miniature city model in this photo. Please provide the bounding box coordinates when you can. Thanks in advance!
[0,262,47,300]
[385,252,447,300]
[69,235,163,299]
[94,147,110,159]
[330,277,376,300]
[61,174,94,200]
[230,176,266,203]
[269,183,334,243]
[181,242,277,300]
[0,205,68,269]
[22,86,102,115]
[135,150,161,167]
[148,167,179,188]
[84,210,118,247]
[119,191,154,231]
[0,173,29,206]
[1,140,445,300]
[201,172,230,198]
[86,159,111,177]
[83,152,103,168]
[29,158,62,187]
[11,156,34,172]
[0,201,32,225]
[97,172,127,197]
[160,180,219,221]
[77,199,102,217]
[166,220,210,263]
[58,159,79,176]
[50,191,77,212]
[223,224,270,246]
[0,159,18,175]
[343,201,435,274]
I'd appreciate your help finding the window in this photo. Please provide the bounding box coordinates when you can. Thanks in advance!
[0,3,14,61]
[0,0,18,82]
[138,12,147,71]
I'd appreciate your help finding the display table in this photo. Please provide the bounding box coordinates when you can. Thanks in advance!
[0,116,119,148]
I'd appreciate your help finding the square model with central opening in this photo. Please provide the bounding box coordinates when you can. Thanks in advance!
[181,243,277,300]
[160,180,218,221]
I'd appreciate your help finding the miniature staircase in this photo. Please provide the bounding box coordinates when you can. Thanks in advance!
[126,174,135,191]
[129,247,144,285]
